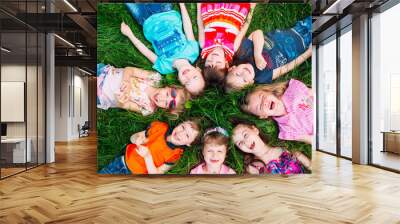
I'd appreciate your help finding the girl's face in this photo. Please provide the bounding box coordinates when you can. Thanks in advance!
[170,121,199,146]
[205,47,227,70]
[245,90,286,118]
[232,125,263,154]
[203,143,227,168]
[226,64,255,89]
[178,65,205,95]
[152,87,181,110]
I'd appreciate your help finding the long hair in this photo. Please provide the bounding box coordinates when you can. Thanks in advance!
[241,81,289,115]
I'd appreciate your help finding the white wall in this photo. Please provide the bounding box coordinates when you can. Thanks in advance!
[54,66,89,141]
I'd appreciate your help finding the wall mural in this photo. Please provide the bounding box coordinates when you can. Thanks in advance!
[97,3,312,175]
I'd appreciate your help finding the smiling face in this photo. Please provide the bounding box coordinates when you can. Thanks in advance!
[244,90,286,119]
[178,66,205,95]
[205,47,227,70]
[170,121,199,146]
[232,124,264,154]
[152,87,182,110]
[203,143,227,168]
[226,64,255,90]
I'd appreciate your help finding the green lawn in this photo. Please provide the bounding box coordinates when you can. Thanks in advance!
[97,3,312,174]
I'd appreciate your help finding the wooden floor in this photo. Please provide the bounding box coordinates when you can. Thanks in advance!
[0,136,400,224]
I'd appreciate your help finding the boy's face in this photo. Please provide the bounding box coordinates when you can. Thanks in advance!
[170,121,199,146]
[226,64,255,90]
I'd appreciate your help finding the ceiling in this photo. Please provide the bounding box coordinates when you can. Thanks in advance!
[0,0,96,73]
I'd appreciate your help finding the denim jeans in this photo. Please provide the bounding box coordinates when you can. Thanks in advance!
[293,16,312,48]
[98,156,131,175]
[125,3,173,26]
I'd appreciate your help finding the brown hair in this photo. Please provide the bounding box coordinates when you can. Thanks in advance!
[203,66,227,87]
[241,81,289,115]
[203,131,229,149]
[185,119,202,146]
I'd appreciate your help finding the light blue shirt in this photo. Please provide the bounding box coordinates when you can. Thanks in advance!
[143,10,199,75]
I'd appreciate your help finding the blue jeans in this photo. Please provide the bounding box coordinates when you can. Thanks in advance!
[98,156,131,175]
[293,16,312,48]
[125,3,173,26]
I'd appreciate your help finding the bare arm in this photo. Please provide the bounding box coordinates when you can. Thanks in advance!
[129,131,146,145]
[234,3,256,52]
[248,29,267,70]
[293,151,312,170]
[121,22,157,64]
[136,145,173,174]
[197,3,205,48]
[272,46,312,80]
[180,3,195,41]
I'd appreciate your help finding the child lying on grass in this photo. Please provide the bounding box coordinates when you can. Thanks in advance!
[197,3,256,86]
[99,120,201,175]
[122,3,205,96]
[225,16,312,92]
[190,127,236,174]
[232,123,311,175]
[97,63,190,116]
[241,79,313,144]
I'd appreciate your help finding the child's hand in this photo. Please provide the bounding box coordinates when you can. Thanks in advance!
[254,54,267,70]
[293,151,311,170]
[136,145,150,158]
[246,164,261,175]
[121,22,133,37]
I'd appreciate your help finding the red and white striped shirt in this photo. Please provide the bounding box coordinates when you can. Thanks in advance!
[200,3,251,62]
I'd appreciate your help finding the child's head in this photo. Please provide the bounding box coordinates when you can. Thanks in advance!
[241,82,288,119]
[203,47,229,86]
[170,120,201,146]
[202,127,229,168]
[232,124,264,154]
[177,65,205,96]
[153,86,191,114]
[225,64,255,91]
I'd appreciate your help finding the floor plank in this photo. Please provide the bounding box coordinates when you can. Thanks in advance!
[0,135,399,224]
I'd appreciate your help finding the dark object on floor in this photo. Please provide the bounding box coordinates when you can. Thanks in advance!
[79,121,90,138]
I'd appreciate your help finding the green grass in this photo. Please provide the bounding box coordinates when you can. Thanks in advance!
[97,3,312,174]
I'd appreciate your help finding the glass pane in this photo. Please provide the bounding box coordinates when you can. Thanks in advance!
[339,28,352,158]
[27,31,38,169]
[371,4,400,171]
[317,36,337,154]
[1,29,27,177]
[38,32,45,165]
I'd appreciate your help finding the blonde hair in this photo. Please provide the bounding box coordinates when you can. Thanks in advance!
[170,86,192,115]
[241,81,289,114]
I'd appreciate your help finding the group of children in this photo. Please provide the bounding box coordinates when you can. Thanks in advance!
[98,3,313,175]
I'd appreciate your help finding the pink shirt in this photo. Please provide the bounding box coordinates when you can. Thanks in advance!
[190,163,236,175]
[273,79,313,141]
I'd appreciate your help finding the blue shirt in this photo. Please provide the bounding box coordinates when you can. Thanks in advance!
[235,17,311,84]
[143,10,199,75]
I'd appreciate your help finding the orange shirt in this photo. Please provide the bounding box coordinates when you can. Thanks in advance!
[125,121,184,174]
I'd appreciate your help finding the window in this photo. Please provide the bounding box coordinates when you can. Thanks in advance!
[339,27,352,158]
[317,35,337,154]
